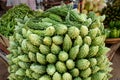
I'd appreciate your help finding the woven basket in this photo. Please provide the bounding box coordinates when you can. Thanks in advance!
[105,38,120,44]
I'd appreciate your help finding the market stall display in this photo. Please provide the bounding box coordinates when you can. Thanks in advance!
[82,0,107,15]
[6,4,112,80]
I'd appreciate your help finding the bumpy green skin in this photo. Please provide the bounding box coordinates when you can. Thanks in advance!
[88,28,99,39]
[88,46,99,57]
[91,66,100,74]
[43,37,52,46]
[51,43,61,54]
[76,59,90,70]
[73,36,83,47]
[74,77,82,80]
[58,51,68,62]
[28,52,36,62]
[68,26,80,39]
[52,72,62,80]
[55,24,68,35]
[70,68,79,77]
[80,68,91,78]
[28,34,41,46]
[39,44,50,55]
[39,75,51,80]
[46,64,56,75]
[62,72,72,80]
[30,64,46,74]
[46,53,57,63]
[66,59,75,70]
[80,25,88,37]
[52,36,63,45]
[69,45,80,60]
[45,26,55,36]
[8,5,112,80]
[56,61,67,73]
[78,44,89,58]
[36,52,46,65]
[63,34,72,52]
[18,61,30,69]
[84,36,91,45]
[88,58,97,67]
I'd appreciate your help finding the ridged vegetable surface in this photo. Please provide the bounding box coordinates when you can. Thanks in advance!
[7,4,112,80]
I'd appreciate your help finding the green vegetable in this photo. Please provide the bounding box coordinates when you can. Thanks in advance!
[18,55,29,62]
[30,63,46,74]
[80,68,91,78]
[63,34,72,52]
[69,45,80,60]
[39,44,50,54]
[56,61,67,73]
[78,44,89,58]
[91,72,106,80]
[46,53,57,63]
[88,46,99,57]
[73,36,83,47]
[92,35,106,46]
[47,64,56,75]
[28,33,41,46]
[0,4,34,37]
[26,69,33,78]
[68,26,80,39]
[45,26,55,36]
[52,36,63,45]
[43,37,52,46]
[52,72,62,80]
[91,66,100,74]
[36,52,46,65]
[96,46,110,56]
[66,59,75,70]
[74,77,82,80]
[18,61,30,69]
[80,25,88,37]
[51,43,61,54]
[58,51,68,62]
[83,77,91,80]
[7,4,112,80]
[27,41,39,53]
[39,75,51,80]
[88,58,97,67]
[28,52,36,62]
[76,59,90,70]
[62,72,72,80]
[70,68,79,77]
[49,13,62,22]
[32,72,41,79]
[84,36,91,45]
[55,24,68,35]
[88,28,99,39]
[15,68,25,76]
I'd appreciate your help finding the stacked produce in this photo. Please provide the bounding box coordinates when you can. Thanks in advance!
[0,4,42,37]
[82,0,107,15]
[105,21,120,38]
[102,0,120,38]
[7,4,112,80]
[102,0,120,26]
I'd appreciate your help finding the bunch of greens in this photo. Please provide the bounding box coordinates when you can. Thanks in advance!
[0,4,42,37]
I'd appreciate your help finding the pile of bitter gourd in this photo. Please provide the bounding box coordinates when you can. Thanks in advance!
[7,4,112,80]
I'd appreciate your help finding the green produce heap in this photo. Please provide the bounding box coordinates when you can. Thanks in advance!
[0,4,42,37]
[102,0,120,26]
[102,0,120,38]
[7,4,112,80]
